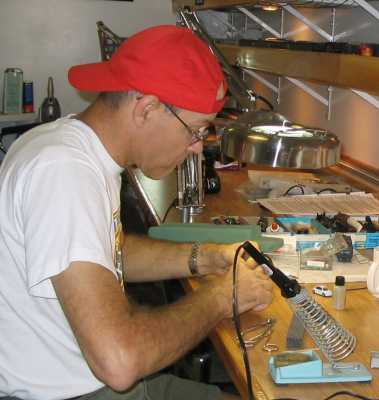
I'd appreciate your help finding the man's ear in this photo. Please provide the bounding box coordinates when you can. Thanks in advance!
[133,94,160,127]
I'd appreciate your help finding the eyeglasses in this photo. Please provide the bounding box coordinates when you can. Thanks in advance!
[165,104,209,145]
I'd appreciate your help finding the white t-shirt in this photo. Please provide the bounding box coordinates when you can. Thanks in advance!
[0,116,124,399]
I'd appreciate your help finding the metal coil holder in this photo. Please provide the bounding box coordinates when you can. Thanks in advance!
[289,288,356,365]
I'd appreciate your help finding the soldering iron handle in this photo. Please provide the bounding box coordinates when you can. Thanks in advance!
[242,241,301,299]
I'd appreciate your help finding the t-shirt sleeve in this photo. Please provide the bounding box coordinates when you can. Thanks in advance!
[22,158,116,298]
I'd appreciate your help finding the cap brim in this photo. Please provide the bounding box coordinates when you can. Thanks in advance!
[68,61,129,92]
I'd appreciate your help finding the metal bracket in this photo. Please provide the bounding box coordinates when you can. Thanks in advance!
[231,3,379,116]
[243,68,279,94]
[281,5,333,41]
[236,6,281,38]
[353,0,379,21]
[285,77,329,106]
[243,68,333,119]
[352,90,379,109]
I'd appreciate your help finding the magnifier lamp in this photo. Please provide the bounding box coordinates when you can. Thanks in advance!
[176,8,341,223]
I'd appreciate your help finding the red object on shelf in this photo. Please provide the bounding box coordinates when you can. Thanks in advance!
[359,44,374,57]
[22,81,34,113]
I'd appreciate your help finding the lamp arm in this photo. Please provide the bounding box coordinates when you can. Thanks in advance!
[178,8,256,112]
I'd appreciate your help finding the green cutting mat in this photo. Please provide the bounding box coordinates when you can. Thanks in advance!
[148,223,283,253]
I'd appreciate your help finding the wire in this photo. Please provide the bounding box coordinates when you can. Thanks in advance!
[317,188,338,194]
[273,391,379,400]
[232,244,255,400]
[256,94,274,111]
[161,198,178,223]
[272,398,299,400]
[323,391,379,400]
[0,133,6,154]
[283,184,305,196]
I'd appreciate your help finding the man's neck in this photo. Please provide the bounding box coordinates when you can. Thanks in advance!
[77,100,131,167]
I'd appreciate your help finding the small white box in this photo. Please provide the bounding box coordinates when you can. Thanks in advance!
[370,351,379,368]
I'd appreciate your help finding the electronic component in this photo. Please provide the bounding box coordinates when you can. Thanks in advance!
[336,235,353,262]
[333,212,357,233]
[363,216,379,233]
[212,215,248,225]
[257,216,268,233]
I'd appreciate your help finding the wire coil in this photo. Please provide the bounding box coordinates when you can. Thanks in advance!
[289,289,356,364]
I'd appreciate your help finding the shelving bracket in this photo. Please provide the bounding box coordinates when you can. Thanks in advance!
[243,68,332,116]
[352,90,379,109]
[286,77,329,107]
[243,68,279,93]
[281,5,333,41]
[236,6,281,38]
[353,0,379,21]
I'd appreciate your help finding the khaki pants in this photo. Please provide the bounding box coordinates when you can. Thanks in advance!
[77,374,221,400]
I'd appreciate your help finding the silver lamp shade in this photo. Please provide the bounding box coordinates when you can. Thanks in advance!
[220,110,340,169]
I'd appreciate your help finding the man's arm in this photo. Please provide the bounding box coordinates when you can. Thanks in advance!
[123,233,248,281]
[52,259,272,392]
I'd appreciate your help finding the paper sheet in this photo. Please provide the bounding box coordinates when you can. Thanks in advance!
[257,192,379,216]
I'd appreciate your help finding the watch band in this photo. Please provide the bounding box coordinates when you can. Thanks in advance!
[188,242,201,276]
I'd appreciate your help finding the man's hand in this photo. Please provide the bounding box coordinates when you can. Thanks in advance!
[196,242,257,276]
[204,256,273,317]
[196,241,273,317]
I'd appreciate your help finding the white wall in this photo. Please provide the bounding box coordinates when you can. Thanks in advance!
[0,0,176,116]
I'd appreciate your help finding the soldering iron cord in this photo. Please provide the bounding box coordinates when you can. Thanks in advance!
[274,392,379,400]
[232,244,255,400]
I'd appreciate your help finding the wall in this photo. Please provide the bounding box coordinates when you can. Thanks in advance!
[0,0,176,117]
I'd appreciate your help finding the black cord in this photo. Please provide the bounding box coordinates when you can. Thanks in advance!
[232,245,255,400]
[256,94,274,111]
[161,198,178,223]
[283,184,305,196]
[272,398,299,400]
[323,391,379,400]
[273,391,379,400]
[0,134,7,154]
[317,188,338,194]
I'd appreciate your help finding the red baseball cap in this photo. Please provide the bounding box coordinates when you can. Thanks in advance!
[68,25,227,114]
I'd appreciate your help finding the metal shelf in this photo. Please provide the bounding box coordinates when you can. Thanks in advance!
[0,113,37,124]
[218,43,379,96]
[173,0,358,10]
[174,1,379,111]
[173,0,255,11]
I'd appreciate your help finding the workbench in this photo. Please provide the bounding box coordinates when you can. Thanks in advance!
[181,165,379,400]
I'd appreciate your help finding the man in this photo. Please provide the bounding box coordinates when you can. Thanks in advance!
[0,25,272,400]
